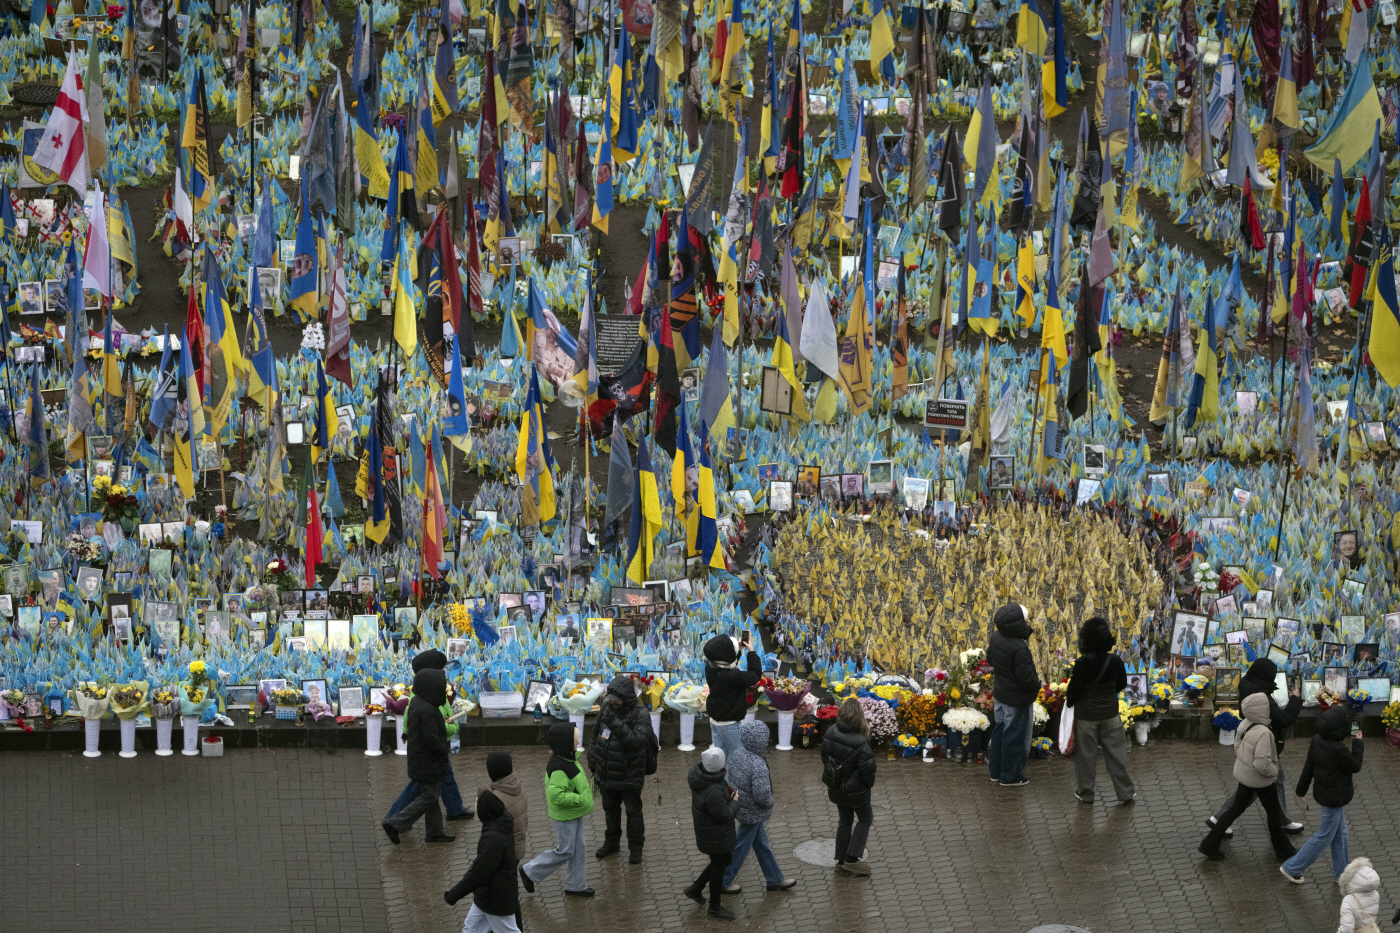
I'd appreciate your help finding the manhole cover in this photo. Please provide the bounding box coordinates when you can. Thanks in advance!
[13,83,60,106]
[793,838,867,867]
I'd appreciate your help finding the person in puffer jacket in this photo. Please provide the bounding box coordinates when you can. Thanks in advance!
[703,633,763,764]
[719,719,796,894]
[587,675,657,863]
[1198,692,1297,862]
[1280,705,1363,884]
[1335,857,1380,933]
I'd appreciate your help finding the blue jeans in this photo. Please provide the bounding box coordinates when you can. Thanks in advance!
[722,820,784,887]
[387,764,466,818]
[1282,805,1349,880]
[524,817,589,892]
[710,721,742,766]
[987,701,1032,784]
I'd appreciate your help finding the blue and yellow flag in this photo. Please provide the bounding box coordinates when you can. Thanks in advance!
[672,400,698,555]
[27,362,48,488]
[415,72,439,197]
[431,1,459,124]
[311,359,338,464]
[289,175,319,320]
[869,0,896,83]
[1368,230,1400,387]
[1043,0,1069,118]
[625,439,663,584]
[1037,349,1064,473]
[592,92,614,233]
[392,227,417,357]
[101,306,124,436]
[697,419,724,571]
[514,365,556,524]
[1017,0,1048,55]
[609,28,640,163]
[1304,49,1382,172]
[355,85,390,199]
[1185,283,1219,428]
[203,248,243,434]
[771,307,809,421]
[245,272,277,404]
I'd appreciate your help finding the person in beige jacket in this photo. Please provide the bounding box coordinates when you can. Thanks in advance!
[483,752,529,861]
[1198,693,1298,861]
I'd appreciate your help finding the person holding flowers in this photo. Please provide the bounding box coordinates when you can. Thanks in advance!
[703,633,764,765]
[720,719,796,895]
[821,697,877,876]
[381,667,455,845]
[1064,617,1135,805]
[587,675,657,864]
[985,603,1041,787]
[1279,705,1363,884]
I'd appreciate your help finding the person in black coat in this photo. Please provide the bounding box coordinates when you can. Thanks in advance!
[703,633,763,765]
[386,649,473,822]
[588,675,657,863]
[985,603,1041,787]
[820,697,877,876]
[382,668,454,844]
[445,791,523,932]
[1064,617,1135,804]
[1206,658,1304,836]
[1280,705,1364,883]
[683,746,741,921]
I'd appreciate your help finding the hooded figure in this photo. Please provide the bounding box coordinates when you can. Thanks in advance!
[484,752,529,861]
[587,675,657,862]
[986,603,1041,706]
[405,668,449,784]
[444,791,520,920]
[411,648,448,672]
[703,633,763,764]
[1200,691,1297,861]
[1207,657,1303,834]
[1280,704,1364,884]
[727,719,774,825]
[1337,857,1381,933]
[385,656,471,823]
[519,722,595,898]
[684,746,743,918]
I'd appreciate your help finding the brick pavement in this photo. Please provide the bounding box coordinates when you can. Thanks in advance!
[8,737,1394,933]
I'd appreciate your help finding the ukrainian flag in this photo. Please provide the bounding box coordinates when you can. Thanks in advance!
[289,176,319,320]
[1043,0,1069,118]
[1185,284,1219,428]
[672,400,698,555]
[1304,48,1382,172]
[1014,236,1037,328]
[245,273,277,404]
[204,253,243,436]
[591,93,614,233]
[771,309,809,421]
[719,0,746,114]
[1040,264,1068,385]
[174,339,199,499]
[514,366,556,525]
[1036,349,1063,474]
[609,29,640,163]
[625,440,663,584]
[869,0,896,83]
[697,420,724,571]
[392,227,418,357]
[1368,231,1400,387]
[1017,0,1048,56]
[355,85,390,199]
[416,73,439,197]
[311,360,338,464]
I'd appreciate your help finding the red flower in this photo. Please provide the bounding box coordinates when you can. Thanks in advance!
[815,705,839,721]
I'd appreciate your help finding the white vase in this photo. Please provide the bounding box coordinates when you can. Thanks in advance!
[744,710,757,722]
[83,718,102,758]
[678,713,696,751]
[776,710,795,750]
[1133,722,1149,746]
[155,718,174,756]
[181,715,200,756]
[119,718,137,758]
[1219,728,1236,746]
[650,710,661,742]
[570,713,585,749]
[365,714,384,756]
[395,715,408,755]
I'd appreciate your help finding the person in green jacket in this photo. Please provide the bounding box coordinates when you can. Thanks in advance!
[518,722,596,897]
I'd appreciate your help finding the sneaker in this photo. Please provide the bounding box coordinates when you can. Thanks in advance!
[1120,795,1137,806]
[595,843,620,860]
[989,776,1001,783]
[1204,817,1233,837]
[999,779,1030,787]
[1283,822,1305,834]
[838,859,871,876]
[766,880,797,891]
[1198,845,1226,861]
[707,906,735,921]
[1279,865,1304,884]
[1075,792,1093,805]
[446,809,474,822]
[683,886,705,905]
[722,884,741,894]
[380,822,400,845]
[629,851,644,865]
[518,867,535,894]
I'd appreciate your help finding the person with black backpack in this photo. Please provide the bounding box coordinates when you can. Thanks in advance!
[587,675,658,864]
[820,697,877,876]
[1064,617,1135,805]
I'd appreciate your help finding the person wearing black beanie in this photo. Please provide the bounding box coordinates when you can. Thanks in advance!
[445,791,521,932]
[482,752,529,871]
[386,648,473,823]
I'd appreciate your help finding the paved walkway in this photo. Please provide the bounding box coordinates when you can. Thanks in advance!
[10,737,1394,932]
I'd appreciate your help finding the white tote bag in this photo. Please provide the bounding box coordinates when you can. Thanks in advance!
[1058,703,1076,758]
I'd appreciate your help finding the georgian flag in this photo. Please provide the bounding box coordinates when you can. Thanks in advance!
[34,52,89,194]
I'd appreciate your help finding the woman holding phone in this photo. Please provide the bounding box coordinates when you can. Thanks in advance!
[703,631,764,764]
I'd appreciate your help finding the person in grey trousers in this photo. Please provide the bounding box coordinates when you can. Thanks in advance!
[1063,617,1136,805]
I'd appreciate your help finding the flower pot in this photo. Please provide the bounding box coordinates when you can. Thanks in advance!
[181,715,200,756]
[119,718,137,758]
[650,710,662,742]
[1133,722,1149,746]
[1218,728,1236,746]
[155,718,174,756]
[83,718,102,758]
[395,715,408,756]
[201,736,224,757]
[568,712,585,747]
[365,713,384,756]
[776,710,795,751]
[678,712,696,751]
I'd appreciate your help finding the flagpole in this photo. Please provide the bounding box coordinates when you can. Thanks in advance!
[1272,468,1291,562]
[1342,298,1372,519]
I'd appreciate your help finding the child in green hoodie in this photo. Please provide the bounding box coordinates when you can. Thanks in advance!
[518,723,596,897]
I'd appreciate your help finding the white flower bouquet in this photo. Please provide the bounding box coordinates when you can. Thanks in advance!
[1032,702,1050,727]
[944,708,990,734]
[549,680,606,718]
[663,682,708,714]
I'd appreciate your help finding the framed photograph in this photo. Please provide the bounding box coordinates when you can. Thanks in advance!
[819,474,841,500]
[1267,644,1291,668]
[352,614,378,647]
[586,617,613,649]
[0,594,11,618]
[756,463,779,483]
[769,480,793,513]
[285,421,305,445]
[1302,678,1322,704]
[1227,644,1248,667]
[903,476,930,511]
[1224,629,1248,645]
[523,589,547,619]
[152,620,180,648]
[302,618,326,647]
[1242,616,1266,643]
[1145,472,1171,497]
[1339,615,1366,642]
[555,614,581,643]
[795,464,820,498]
[37,568,62,603]
[337,686,365,717]
[1213,594,1238,617]
[1324,667,1350,695]
[989,456,1015,490]
[1214,667,1241,701]
[1342,577,1366,599]
[1124,673,1147,705]
[3,564,29,595]
[1255,589,1274,612]
[226,684,258,709]
[326,618,350,650]
[446,637,470,659]
[1321,642,1347,666]
[1235,390,1258,419]
[368,686,389,708]
[1353,643,1380,666]
[16,605,39,636]
[866,460,894,496]
[758,365,793,414]
[1169,612,1208,656]
[497,592,523,609]
[17,280,43,315]
[258,678,287,709]
[1385,612,1400,641]
[300,679,329,707]
[503,606,530,628]
[1357,676,1390,701]
[1333,530,1361,570]
[1083,445,1106,476]
[841,473,864,499]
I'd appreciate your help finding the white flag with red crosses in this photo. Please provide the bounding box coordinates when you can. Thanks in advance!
[34,52,89,195]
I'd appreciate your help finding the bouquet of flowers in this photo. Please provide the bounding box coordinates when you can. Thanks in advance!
[1032,701,1051,733]
[264,559,297,591]
[745,676,773,710]
[1,688,24,717]
[67,534,103,563]
[1211,709,1241,731]
[546,679,605,717]
[1149,682,1174,707]
[363,703,386,717]
[830,675,874,700]
[1381,701,1400,730]
[973,687,995,712]
[1316,687,1343,711]
[895,694,941,735]
[1193,559,1220,594]
[306,698,334,721]
[109,681,150,720]
[384,683,413,716]
[1346,687,1372,712]
[92,478,139,524]
[271,688,310,707]
[182,661,216,717]
[895,733,921,757]
[151,686,179,720]
[1036,681,1068,714]
[661,681,706,714]
[857,696,898,742]
[815,704,839,722]
[632,673,667,712]
[943,708,990,734]
[764,677,810,712]
[1031,736,1054,757]
[1183,674,1209,696]
[74,682,110,720]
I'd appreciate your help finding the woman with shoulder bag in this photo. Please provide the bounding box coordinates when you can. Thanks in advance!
[1064,617,1135,805]
[820,698,877,876]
